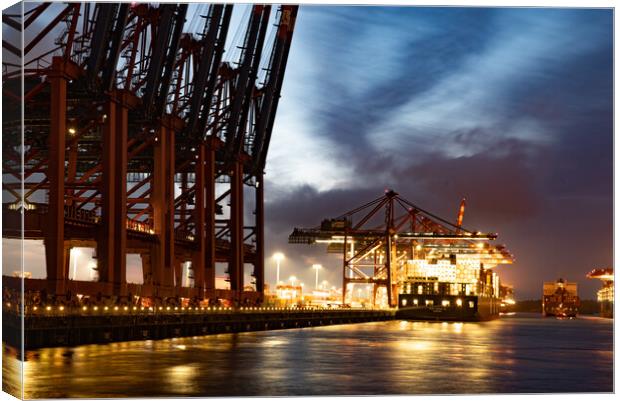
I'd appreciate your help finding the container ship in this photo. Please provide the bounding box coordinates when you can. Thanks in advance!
[586,268,613,318]
[542,279,579,317]
[396,254,505,321]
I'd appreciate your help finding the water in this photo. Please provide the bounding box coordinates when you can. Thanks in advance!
[2,313,613,397]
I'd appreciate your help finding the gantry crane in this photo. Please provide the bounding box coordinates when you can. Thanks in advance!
[289,190,513,307]
[2,3,298,307]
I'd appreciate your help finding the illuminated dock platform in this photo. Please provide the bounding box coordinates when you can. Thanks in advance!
[2,306,395,350]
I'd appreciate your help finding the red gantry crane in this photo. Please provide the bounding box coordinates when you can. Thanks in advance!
[2,3,298,308]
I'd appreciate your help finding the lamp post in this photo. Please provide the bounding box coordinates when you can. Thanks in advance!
[289,276,297,286]
[273,252,284,285]
[312,264,322,289]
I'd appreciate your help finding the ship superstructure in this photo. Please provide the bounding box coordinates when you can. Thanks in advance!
[542,279,579,317]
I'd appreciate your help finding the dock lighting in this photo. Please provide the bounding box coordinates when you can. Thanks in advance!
[82,306,87,311]
[104,306,109,311]
[33,306,38,311]
[273,252,285,284]
[46,306,52,311]
[456,299,463,307]
[68,127,76,135]
[114,306,119,311]
[166,306,171,311]
[59,306,64,311]
[93,306,98,311]
[312,264,322,289]
[124,306,129,311]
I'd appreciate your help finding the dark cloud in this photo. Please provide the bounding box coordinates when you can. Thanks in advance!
[265,7,613,299]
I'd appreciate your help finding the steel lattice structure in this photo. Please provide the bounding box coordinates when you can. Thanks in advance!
[289,190,514,307]
[2,2,298,307]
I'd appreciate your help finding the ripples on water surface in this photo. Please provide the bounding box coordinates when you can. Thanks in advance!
[2,313,613,397]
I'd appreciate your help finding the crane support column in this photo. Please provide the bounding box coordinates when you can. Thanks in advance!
[45,57,78,294]
[113,92,129,296]
[193,144,206,298]
[229,158,245,299]
[255,175,265,297]
[204,137,220,295]
[98,97,117,291]
[151,126,167,293]
[164,118,178,293]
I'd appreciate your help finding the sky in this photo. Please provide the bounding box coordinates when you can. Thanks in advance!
[261,6,613,299]
[2,4,612,300]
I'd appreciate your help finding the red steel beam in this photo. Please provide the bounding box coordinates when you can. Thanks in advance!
[255,175,265,298]
[44,57,76,293]
[229,157,245,299]
[192,143,206,298]
[97,97,118,292]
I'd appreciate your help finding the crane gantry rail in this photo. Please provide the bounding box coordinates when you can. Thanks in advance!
[289,190,514,307]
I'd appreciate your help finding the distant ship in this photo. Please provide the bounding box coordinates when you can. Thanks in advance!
[542,279,579,317]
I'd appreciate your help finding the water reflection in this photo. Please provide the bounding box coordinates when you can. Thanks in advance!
[2,314,613,397]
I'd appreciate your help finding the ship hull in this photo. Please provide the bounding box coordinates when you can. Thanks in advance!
[396,294,501,322]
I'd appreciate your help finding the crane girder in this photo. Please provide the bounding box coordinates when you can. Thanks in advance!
[252,6,298,173]
[186,5,230,140]
[225,5,271,157]
[142,4,187,118]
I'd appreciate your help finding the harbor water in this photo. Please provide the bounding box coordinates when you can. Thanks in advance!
[2,313,613,397]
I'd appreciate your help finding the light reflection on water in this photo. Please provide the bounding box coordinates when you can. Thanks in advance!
[2,313,613,398]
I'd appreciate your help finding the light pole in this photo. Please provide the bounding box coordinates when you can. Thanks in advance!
[312,264,322,289]
[289,275,297,286]
[273,252,284,286]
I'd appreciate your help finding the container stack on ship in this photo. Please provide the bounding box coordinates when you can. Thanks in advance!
[289,190,514,321]
[398,253,506,321]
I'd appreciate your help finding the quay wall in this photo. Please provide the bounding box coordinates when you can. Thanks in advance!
[2,307,396,350]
